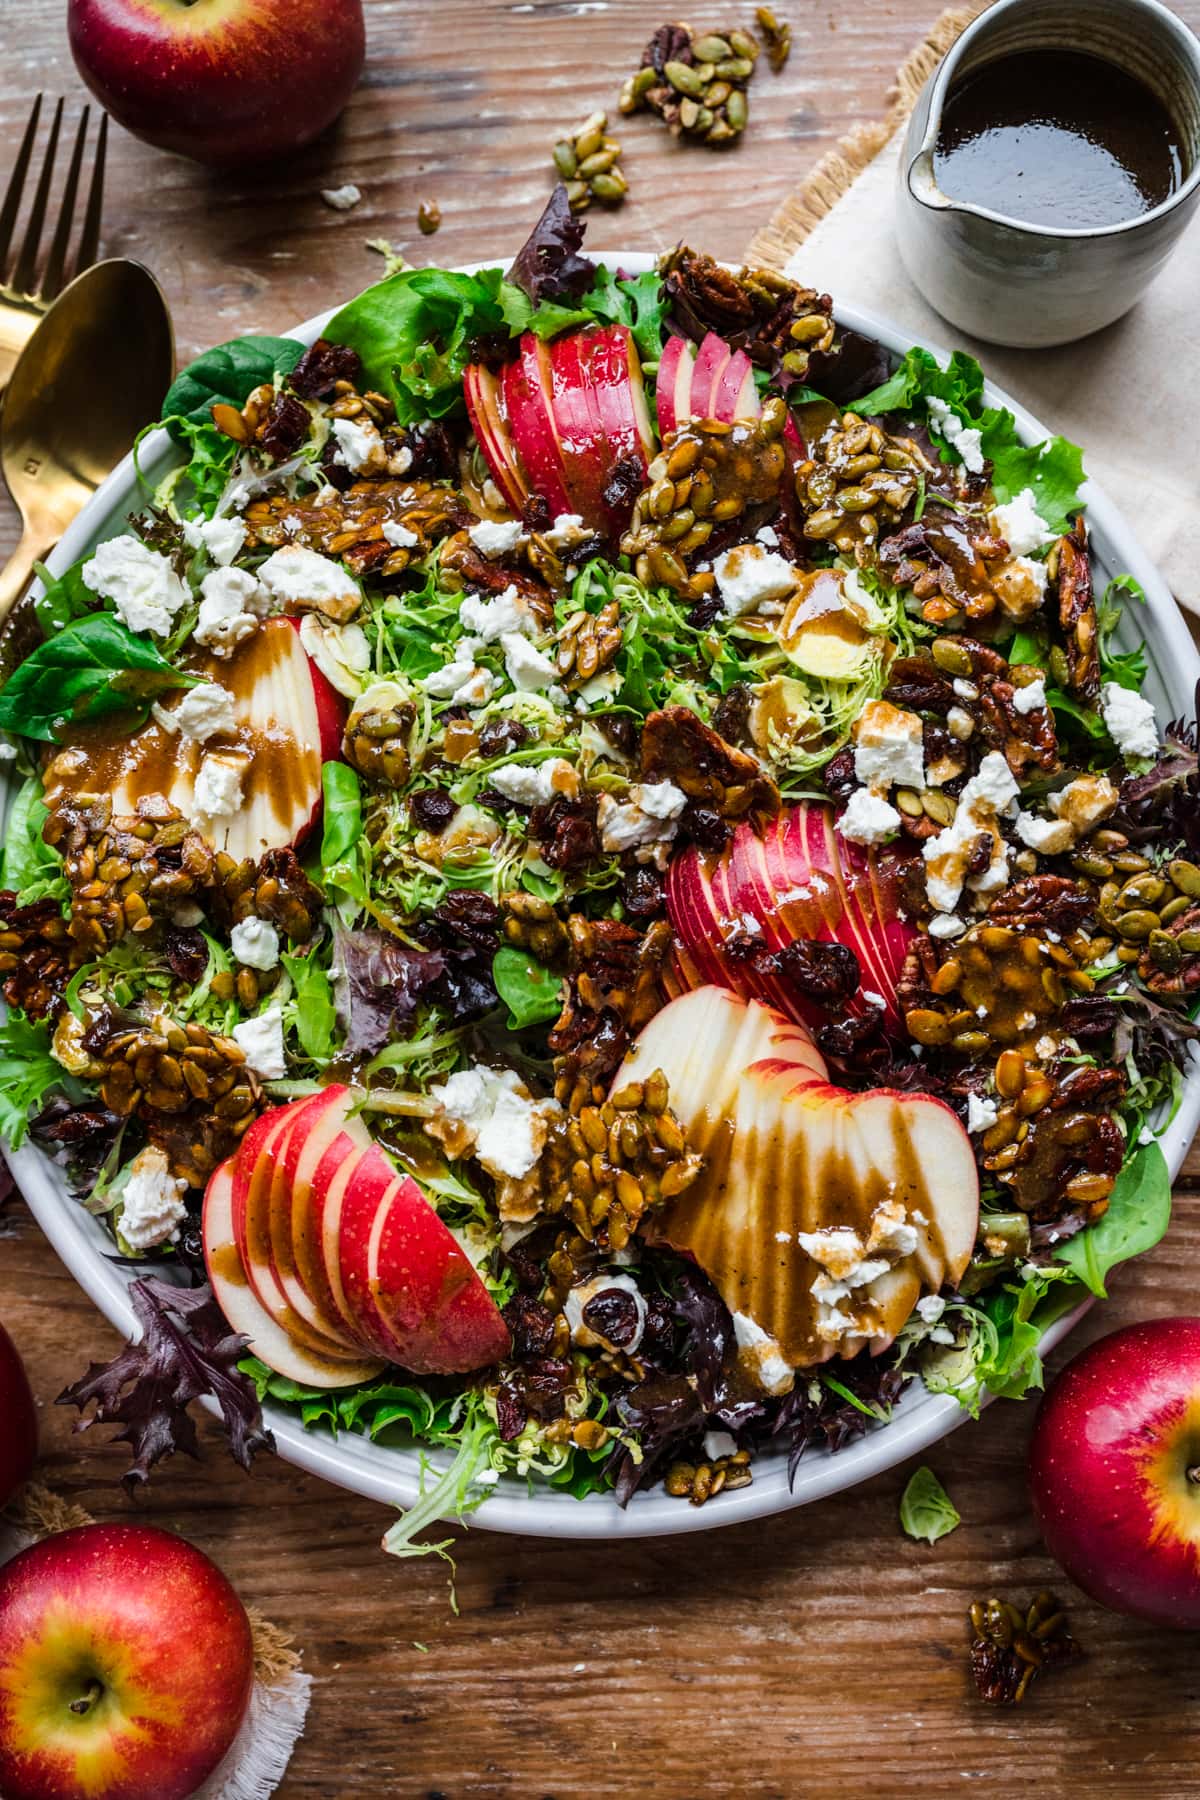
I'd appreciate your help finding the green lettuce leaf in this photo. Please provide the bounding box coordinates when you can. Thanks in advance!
[161,335,306,439]
[0,1012,66,1146]
[855,345,984,419]
[1056,1141,1171,1298]
[1097,574,1148,692]
[0,774,68,906]
[491,946,563,1030]
[325,268,513,423]
[899,1466,961,1543]
[280,950,337,1062]
[0,614,200,742]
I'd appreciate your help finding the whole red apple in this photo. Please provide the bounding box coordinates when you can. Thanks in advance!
[67,0,366,169]
[0,1523,253,1800]
[0,1321,37,1506]
[1029,1317,1200,1629]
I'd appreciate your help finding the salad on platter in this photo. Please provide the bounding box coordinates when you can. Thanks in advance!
[1,190,1197,1545]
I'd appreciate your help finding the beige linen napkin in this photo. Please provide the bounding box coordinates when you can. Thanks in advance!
[747,7,1200,622]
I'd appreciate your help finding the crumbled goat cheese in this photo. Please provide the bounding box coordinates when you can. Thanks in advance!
[928,913,966,939]
[990,487,1053,556]
[797,1199,919,1343]
[967,1092,999,1133]
[381,520,419,549]
[195,566,266,657]
[575,667,622,708]
[298,615,372,698]
[1047,773,1119,835]
[232,1009,287,1080]
[952,678,979,702]
[542,513,590,551]
[839,787,902,845]
[1015,810,1075,856]
[468,518,524,559]
[459,586,532,642]
[193,752,246,821]
[947,705,976,741]
[501,631,557,692]
[755,525,780,548]
[853,699,927,793]
[230,916,281,971]
[703,1429,738,1461]
[419,641,497,708]
[488,758,579,806]
[331,416,386,475]
[258,546,361,617]
[713,543,798,618]
[732,1311,794,1395]
[1012,675,1047,715]
[170,682,238,744]
[923,750,1019,912]
[431,1065,556,1180]
[82,535,190,637]
[1101,681,1159,760]
[597,781,687,863]
[564,1273,647,1353]
[119,1146,189,1250]
[925,395,984,474]
[182,514,246,566]
[916,1295,946,1325]
[321,183,362,210]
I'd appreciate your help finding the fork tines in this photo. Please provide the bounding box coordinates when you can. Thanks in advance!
[0,94,108,303]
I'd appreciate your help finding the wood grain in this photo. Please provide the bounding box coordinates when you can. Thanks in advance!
[4,1,1200,1793]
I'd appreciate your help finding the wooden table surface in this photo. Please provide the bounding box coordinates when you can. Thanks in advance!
[5,2,1200,1793]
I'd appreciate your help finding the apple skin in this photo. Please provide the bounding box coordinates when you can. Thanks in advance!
[0,1523,253,1800]
[0,1322,37,1508]
[67,0,365,170]
[1029,1318,1200,1629]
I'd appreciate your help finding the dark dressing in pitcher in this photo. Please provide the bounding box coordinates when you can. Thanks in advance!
[933,49,1184,228]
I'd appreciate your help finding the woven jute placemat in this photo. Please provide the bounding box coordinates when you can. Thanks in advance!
[746,2,989,269]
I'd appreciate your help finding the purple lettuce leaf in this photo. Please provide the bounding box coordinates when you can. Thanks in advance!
[506,185,596,306]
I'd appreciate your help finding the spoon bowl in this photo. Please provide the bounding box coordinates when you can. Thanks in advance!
[0,258,173,629]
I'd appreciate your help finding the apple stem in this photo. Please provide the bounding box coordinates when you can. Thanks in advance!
[69,1680,104,1718]
[1188,1465,1200,1487]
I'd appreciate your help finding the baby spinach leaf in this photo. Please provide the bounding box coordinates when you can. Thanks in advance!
[1056,1140,1171,1298]
[161,335,306,439]
[899,1466,961,1543]
[281,949,337,1062]
[0,614,200,742]
[320,761,363,867]
[31,557,96,637]
[492,946,564,1031]
[326,267,514,423]
[0,1011,66,1146]
[0,774,69,906]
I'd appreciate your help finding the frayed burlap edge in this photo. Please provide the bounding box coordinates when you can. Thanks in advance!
[2,1482,300,1688]
[746,2,991,269]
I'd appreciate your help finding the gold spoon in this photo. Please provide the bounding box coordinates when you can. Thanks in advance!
[0,259,174,630]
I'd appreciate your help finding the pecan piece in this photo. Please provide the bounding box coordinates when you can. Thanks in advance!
[1055,517,1100,699]
[639,706,780,828]
[878,508,1008,625]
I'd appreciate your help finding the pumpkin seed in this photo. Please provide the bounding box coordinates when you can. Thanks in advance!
[725,88,749,131]
[1169,858,1200,899]
[932,637,973,677]
[693,34,733,60]
[730,28,761,59]
[1149,930,1183,973]
[715,56,755,79]
[665,59,706,96]
[1114,909,1159,940]
[1178,928,1200,953]
[553,139,577,178]
[1161,894,1193,925]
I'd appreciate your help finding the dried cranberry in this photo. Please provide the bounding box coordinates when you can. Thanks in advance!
[495,1381,528,1442]
[317,445,354,493]
[621,864,666,919]
[478,719,530,759]
[405,421,457,481]
[712,683,752,747]
[688,591,724,631]
[502,1294,556,1359]
[602,454,646,519]
[678,801,730,852]
[163,926,208,985]
[532,796,600,872]
[288,338,362,399]
[582,1286,640,1349]
[433,891,501,947]
[409,787,457,834]
[823,748,857,805]
[522,492,553,532]
[816,1011,884,1059]
[966,831,995,878]
[257,392,310,462]
[521,1356,575,1422]
[599,714,637,758]
[777,938,860,1003]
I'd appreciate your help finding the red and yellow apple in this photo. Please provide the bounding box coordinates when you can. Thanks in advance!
[464,325,655,535]
[0,1523,252,1800]
[1029,1318,1200,1629]
[203,1087,511,1382]
[656,330,761,435]
[667,800,917,1030]
[67,0,365,169]
[621,986,977,1367]
[0,1322,37,1507]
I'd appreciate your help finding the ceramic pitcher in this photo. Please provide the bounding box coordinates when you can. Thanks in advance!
[896,0,1200,347]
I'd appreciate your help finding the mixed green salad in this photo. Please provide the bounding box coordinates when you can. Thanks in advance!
[1,191,1196,1549]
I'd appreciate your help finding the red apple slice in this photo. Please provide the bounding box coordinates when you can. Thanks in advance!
[232,1100,368,1364]
[502,339,575,520]
[203,1159,383,1387]
[691,332,731,417]
[263,1089,369,1352]
[576,325,655,525]
[623,987,978,1369]
[42,617,344,862]
[545,331,614,530]
[309,1135,389,1346]
[288,1086,374,1339]
[656,333,694,436]
[463,361,529,515]
[324,1142,409,1360]
[711,347,760,421]
[667,801,918,1030]
[367,1173,512,1375]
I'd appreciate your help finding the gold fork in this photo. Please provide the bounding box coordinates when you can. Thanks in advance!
[0,95,108,396]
